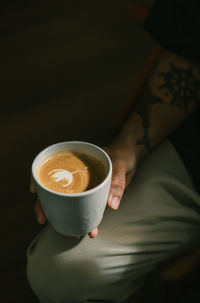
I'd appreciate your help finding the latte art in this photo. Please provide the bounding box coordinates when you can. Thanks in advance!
[37,151,107,194]
[48,168,88,187]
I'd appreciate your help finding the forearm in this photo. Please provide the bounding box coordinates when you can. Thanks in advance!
[114,51,200,164]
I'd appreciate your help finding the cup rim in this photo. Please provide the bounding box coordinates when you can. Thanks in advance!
[31,141,112,197]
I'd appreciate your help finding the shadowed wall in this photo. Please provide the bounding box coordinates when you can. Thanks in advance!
[0,1,153,302]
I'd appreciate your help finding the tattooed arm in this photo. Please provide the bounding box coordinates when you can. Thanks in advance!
[112,51,200,165]
[105,50,200,212]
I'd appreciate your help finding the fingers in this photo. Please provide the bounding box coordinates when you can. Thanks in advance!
[74,227,98,239]
[108,160,126,210]
[88,227,98,238]
[30,176,36,193]
[34,199,47,225]
[30,176,47,224]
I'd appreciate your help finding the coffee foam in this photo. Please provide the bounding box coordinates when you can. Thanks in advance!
[37,151,91,193]
[37,150,107,194]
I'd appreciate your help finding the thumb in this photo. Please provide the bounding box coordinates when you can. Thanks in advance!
[107,160,126,210]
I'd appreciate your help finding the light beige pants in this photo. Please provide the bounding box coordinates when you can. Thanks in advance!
[26,140,200,303]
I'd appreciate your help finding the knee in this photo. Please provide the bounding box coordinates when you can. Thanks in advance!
[26,229,105,302]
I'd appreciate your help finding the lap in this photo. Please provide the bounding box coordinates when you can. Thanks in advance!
[26,140,200,303]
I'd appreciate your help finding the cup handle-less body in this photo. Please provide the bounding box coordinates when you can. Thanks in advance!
[34,177,111,236]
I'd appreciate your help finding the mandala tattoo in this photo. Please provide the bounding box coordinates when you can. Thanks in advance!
[135,60,200,151]
[136,87,162,151]
[158,63,200,112]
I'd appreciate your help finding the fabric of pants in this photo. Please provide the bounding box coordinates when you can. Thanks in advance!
[26,140,200,303]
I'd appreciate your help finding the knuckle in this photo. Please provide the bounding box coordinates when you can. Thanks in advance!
[111,177,125,190]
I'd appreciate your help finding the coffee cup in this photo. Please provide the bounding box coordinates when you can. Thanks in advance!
[31,141,112,236]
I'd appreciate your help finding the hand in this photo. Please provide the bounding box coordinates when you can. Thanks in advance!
[30,178,47,225]
[89,143,137,237]
[104,144,136,210]
[30,144,137,238]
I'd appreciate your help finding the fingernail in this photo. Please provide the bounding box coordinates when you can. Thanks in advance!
[110,196,120,210]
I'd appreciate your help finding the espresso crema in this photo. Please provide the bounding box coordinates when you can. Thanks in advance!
[37,151,107,194]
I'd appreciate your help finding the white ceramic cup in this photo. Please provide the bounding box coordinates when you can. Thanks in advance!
[31,141,112,236]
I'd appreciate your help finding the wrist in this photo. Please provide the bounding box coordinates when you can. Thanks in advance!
[109,140,140,174]
[112,129,148,167]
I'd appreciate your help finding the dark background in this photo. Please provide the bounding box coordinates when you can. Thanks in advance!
[0,1,153,302]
